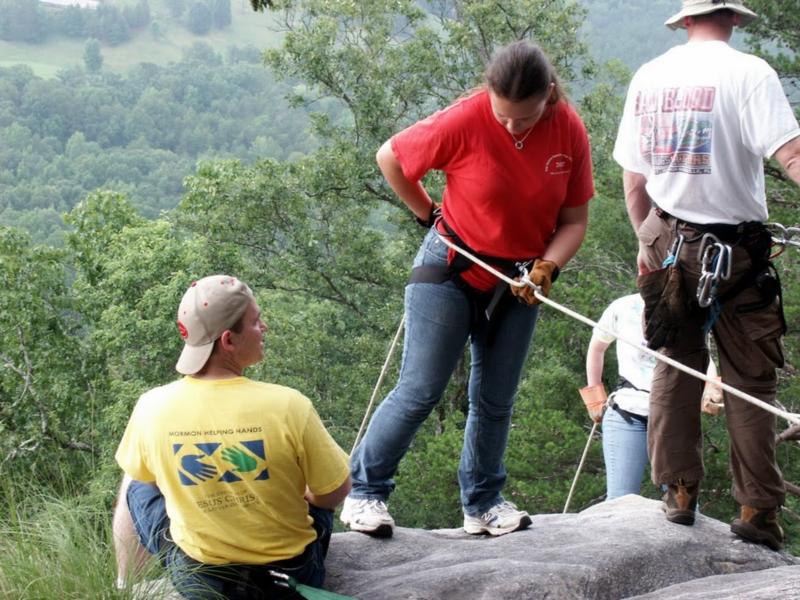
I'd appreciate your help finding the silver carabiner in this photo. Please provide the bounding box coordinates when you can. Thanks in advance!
[662,234,685,268]
[697,272,715,307]
[696,238,732,307]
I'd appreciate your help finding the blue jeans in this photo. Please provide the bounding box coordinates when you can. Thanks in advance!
[602,405,649,499]
[350,229,540,516]
[126,481,332,599]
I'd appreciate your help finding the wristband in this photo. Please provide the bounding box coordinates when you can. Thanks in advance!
[415,204,440,228]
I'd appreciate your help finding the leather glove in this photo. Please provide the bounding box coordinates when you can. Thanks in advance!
[637,265,688,349]
[579,384,607,423]
[701,376,724,416]
[511,259,559,305]
[415,202,441,228]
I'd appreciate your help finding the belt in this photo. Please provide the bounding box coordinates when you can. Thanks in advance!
[654,206,765,245]
[609,400,648,426]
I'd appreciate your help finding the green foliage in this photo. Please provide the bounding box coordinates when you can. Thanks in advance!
[0,54,316,242]
[187,1,213,35]
[580,0,678,68]
[211,0,231,29]
[0,226,94,485]
[0,490,117,598]
[83,38,103,73]
[0,0,44,43]
[745,0,800,80]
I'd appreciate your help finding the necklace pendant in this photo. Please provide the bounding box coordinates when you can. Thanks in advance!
[515,140,524,150]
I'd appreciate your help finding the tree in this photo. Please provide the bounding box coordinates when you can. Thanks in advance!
[83,38,103,73]
[187,1,212,35]
[165,0,185,18]
[211,0,231,28]
[0,226,91,485]
[59,5,87,38]
[0,0,45,43]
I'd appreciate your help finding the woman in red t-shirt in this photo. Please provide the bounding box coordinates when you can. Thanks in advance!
[341,40,594,538]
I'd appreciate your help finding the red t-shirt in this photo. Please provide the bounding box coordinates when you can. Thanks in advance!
[391,90,594,290]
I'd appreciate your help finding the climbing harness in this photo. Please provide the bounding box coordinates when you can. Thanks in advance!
[696,233,732,308]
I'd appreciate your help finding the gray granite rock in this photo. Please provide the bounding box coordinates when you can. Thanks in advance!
[135,495,799,599]
[628,565,800,599]
[325,495,798,599]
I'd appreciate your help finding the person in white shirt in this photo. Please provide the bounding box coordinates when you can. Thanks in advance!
[612,0,800,551]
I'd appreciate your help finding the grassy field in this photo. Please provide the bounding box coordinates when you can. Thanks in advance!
[0,0,283,77]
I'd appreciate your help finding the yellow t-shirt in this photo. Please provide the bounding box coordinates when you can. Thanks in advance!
[115,376,350,565]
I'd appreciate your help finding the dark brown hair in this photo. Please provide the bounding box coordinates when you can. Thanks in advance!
[485,40,563,104]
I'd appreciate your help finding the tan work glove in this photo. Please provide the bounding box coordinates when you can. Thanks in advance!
[579,384,607,423]
[701,376,724,416]
[511,259,559,306]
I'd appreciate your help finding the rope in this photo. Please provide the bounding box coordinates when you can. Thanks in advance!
[563,420,599,513]
[350,313,406,456]
[434,229,800,427]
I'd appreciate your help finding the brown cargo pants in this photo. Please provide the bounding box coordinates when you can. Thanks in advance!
[637,207,785,509]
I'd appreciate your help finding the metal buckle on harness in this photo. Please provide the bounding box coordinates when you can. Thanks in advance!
[766,222,800,248]
[696,233,732,308]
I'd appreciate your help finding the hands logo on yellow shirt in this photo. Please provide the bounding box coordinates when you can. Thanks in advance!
[174,440,270,485]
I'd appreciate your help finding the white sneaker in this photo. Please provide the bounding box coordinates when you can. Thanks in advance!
[340,497,395,537]
[463,500,531,536]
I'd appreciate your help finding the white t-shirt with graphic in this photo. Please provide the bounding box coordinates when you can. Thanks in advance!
[592,294,655,417]
[613,40,800,225]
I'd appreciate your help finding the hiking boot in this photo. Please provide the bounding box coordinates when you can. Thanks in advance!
[661,480,699,525]
[340,497,394,538]
[463,500,531,536]
[731,506,784,551]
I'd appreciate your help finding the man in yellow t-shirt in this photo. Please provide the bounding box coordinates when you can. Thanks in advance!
[112,275,351,598]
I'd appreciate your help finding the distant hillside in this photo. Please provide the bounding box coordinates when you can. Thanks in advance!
[0,0,280,77]
[583,0,747,68]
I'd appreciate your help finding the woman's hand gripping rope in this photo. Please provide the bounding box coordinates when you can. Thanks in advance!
[510,259,560,305]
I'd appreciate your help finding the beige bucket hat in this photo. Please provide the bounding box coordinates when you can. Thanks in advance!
[665,0,758,30]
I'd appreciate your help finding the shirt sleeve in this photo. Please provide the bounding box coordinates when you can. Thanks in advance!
[299,405,350,496]
[740,67,800,158]
[564,106,595,207]
[613,73,650,175]
[390,100,469,182]
[591,302,618,345]
[115,397,156,483]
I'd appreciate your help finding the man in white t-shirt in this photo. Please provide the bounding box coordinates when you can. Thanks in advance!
[613,1,800,551]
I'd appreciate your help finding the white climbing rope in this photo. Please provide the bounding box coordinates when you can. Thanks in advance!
[563,420,600,513]
[434,229,800,427]
[350,313,406,456]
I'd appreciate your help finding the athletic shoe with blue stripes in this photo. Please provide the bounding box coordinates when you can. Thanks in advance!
[463,500,531,536]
